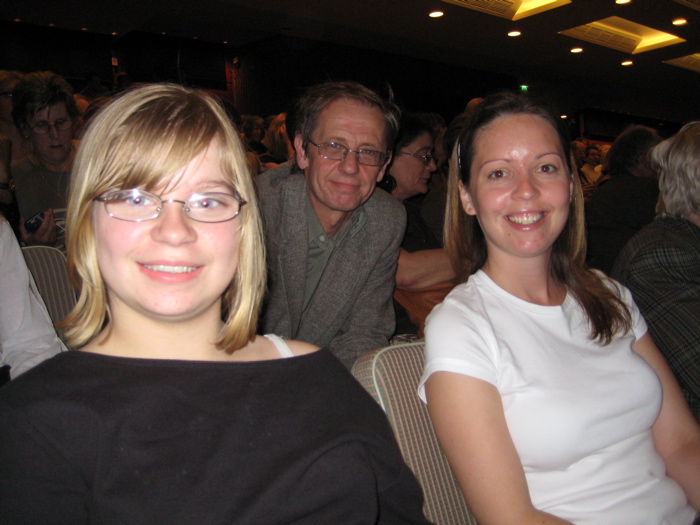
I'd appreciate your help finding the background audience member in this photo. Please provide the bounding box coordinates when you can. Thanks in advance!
[613,121,700,423]
[0,84,429,524]
[579,144,600,184]
[586,125,661,274]
[11,71,79,248]
[420,92,699,524]
[378,112,454,336]
[0,71,31,164]
[259,112,293,170]
[79,71,109,100]
[0,213,65,385]
[241,114,266,154]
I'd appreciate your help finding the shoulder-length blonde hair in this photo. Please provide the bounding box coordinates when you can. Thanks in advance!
[445,91,630,344]
[62,83,265,352]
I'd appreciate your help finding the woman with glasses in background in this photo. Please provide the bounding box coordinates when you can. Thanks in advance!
[11,71,79,247]
[0,84,429,525]
[378,112,455,336]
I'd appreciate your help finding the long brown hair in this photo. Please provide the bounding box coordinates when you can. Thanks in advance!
[445,92,630,344]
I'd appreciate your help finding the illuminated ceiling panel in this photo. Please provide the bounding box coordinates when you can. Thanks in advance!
[441,0,571,21]
[664,53,700,73]
[560,17,685,54]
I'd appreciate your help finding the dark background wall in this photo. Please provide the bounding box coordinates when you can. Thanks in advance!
[1,20,682,140]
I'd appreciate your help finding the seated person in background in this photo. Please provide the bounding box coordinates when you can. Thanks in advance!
[11,71,79,248]
[259,112,294,171]
[0,213,65,384]
[579,144,600,184]
[586,125,661,275]
[256,81,405,368]
[241,114,266,155]
[377,112,455,336]
[420,92,700,524]
[0,84,429,524]
[0,71,32,165]
[613,121,700,423]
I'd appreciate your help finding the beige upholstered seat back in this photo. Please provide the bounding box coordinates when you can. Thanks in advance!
[352,343,476,525]
[21,246,77,344]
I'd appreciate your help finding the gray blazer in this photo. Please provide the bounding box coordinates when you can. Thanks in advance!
[256,164,406,367]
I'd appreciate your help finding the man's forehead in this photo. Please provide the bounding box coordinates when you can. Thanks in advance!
[314,99,386,143]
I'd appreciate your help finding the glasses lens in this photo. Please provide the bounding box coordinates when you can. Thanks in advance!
[357,150,386,166]
[55,119,72,131]
[103,190,160,221]
[186,193,242,223]
[317,142,347,161]
[31,122,50,135]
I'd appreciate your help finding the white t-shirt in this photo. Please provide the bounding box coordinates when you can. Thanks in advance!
[419,270,696,525]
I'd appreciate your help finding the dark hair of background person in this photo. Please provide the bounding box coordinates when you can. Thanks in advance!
[446,91,630,344]
[605,125,661,178]
[293,80,401,153]
[377,112,435,194]
[12,71,79,133]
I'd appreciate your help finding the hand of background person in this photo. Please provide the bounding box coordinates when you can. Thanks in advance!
[19,208,57,247]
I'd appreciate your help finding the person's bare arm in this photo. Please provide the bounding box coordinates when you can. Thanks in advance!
[396,248,455,289]
[633,333,700,509]
[426,371,574,525]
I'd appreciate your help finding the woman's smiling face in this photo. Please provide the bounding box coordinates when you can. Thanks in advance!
[460,113,573,266]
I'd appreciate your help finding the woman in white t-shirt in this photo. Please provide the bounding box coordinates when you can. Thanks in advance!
[419,92,700,525]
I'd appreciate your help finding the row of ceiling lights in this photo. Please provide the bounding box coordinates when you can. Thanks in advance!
[424,9,689,68]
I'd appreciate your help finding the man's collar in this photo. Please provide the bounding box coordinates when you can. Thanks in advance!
[306,193,366,244]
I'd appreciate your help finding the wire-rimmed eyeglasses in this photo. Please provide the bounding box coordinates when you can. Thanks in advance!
[308,140,388,167]
[397,150,435,166]
[29,118,73,135]
[95,189,247,223]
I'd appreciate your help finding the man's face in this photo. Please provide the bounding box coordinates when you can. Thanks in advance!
[585,147,601,166]
[295,99,388,228]
[573,141,586,167]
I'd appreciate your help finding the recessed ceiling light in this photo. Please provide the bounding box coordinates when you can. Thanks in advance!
[621,60,633,65]
[13,18,21,22]
[81,27,88,31]
[508,31,522,37]
[223,40,228,44]
[672,18,687,26]
[560,115,567,119]
[48,23,55,27]
[616,0,631,4]
[571,47,583,53]
[429,11,444,17]
[161,32,167,35]
[111,32,118,35]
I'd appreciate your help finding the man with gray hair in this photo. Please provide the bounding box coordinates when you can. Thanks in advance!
[612,121,700,423]
[256,81,405,367]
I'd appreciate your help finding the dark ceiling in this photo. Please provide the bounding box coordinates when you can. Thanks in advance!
[2,0,699,123]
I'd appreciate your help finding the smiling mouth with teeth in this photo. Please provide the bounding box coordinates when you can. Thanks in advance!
[143,264,198,273]
[507,213,543,225]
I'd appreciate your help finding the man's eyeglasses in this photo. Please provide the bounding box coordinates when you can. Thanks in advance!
[309,141,388,167]
[398,151,435,166]
[30,118,73,135]
[95,189,247,223]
